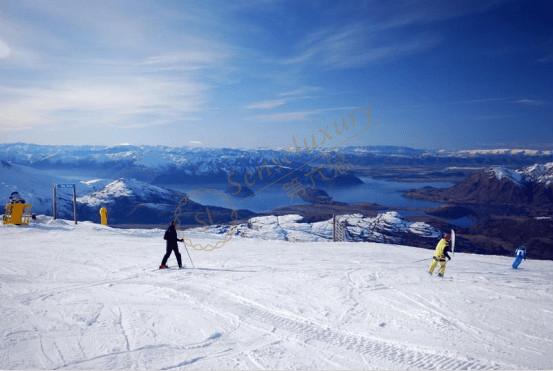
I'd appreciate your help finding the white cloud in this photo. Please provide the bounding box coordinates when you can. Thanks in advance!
[0,77,207,132]
[0,1,242,136]
[0,38,11,59]
[283,1,506,70]
[513,98,545,106]
[453,97,511,104]
[452,97,548,107]
[139,37,232,72]
[245,99,287,110]
[246,87,320,110]
[278,86,320,98]
[253,106,358,122]
[285,22,440,69]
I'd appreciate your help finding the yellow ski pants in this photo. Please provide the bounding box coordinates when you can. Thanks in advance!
[428,257,447,275]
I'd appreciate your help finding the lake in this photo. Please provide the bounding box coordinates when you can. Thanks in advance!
[164,177,453,214]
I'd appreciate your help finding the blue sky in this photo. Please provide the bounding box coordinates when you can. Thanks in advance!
[0,0,552,149]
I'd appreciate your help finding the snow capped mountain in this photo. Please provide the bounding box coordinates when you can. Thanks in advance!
[454,148,553,156]
[75,178,187,224]
[74,178,256,225]
[408,162,553,206]
[77,178,178,207]
[2,144,552,177]
[195,211,440,244]
[485,162,553,187]
[487,166,524,184]
[520,162,553,186]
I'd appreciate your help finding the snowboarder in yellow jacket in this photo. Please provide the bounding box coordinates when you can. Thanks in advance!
[428,233,452,277]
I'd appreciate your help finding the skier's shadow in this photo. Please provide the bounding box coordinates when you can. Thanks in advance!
[189,267,258,273]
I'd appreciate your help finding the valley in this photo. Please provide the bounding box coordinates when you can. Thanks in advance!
[1,143,552,259]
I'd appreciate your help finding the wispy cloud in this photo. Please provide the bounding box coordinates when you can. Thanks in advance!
[537,53,553,64]
[245,86,319,110]
[453,97,547,107]
[285,22,441,69]
[284,1,506,70]
[453,97,511,104]
[0,38,11,59]
[253,106,358,122]
[0,77,206,132]
[372,0,507,30]
[472,114,516,121]
[278,86,321,97]
[0,1,237,134]
[245,99,288,110]
[513,98,545,106]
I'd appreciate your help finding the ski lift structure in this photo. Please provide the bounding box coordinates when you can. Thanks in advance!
[332,214,347,242]
[52,183,78,224]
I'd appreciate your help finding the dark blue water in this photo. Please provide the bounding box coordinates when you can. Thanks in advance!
[326,177,451,210]
[165,177,452,213]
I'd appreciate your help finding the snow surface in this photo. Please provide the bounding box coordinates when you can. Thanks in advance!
[1,218,552,370]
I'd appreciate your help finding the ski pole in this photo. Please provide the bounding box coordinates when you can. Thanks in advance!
[412,258,432,263]
[183,242,195,268]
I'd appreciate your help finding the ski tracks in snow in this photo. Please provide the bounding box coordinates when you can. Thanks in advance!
[171,279,500,370]
[11,265,505,370]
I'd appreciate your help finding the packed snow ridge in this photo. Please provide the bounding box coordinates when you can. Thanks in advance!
[194,211,440,243]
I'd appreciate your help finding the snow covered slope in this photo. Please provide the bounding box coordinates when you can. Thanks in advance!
[1,218,552,370]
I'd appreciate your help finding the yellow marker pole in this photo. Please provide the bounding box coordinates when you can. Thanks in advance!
[100,207,108,225]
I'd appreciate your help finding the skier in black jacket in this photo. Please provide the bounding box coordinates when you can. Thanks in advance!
[160,220,184,269]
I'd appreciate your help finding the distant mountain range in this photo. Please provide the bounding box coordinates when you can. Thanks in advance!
[2,143,553,258]
[407,162,553,207]
[1,143,552,174]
